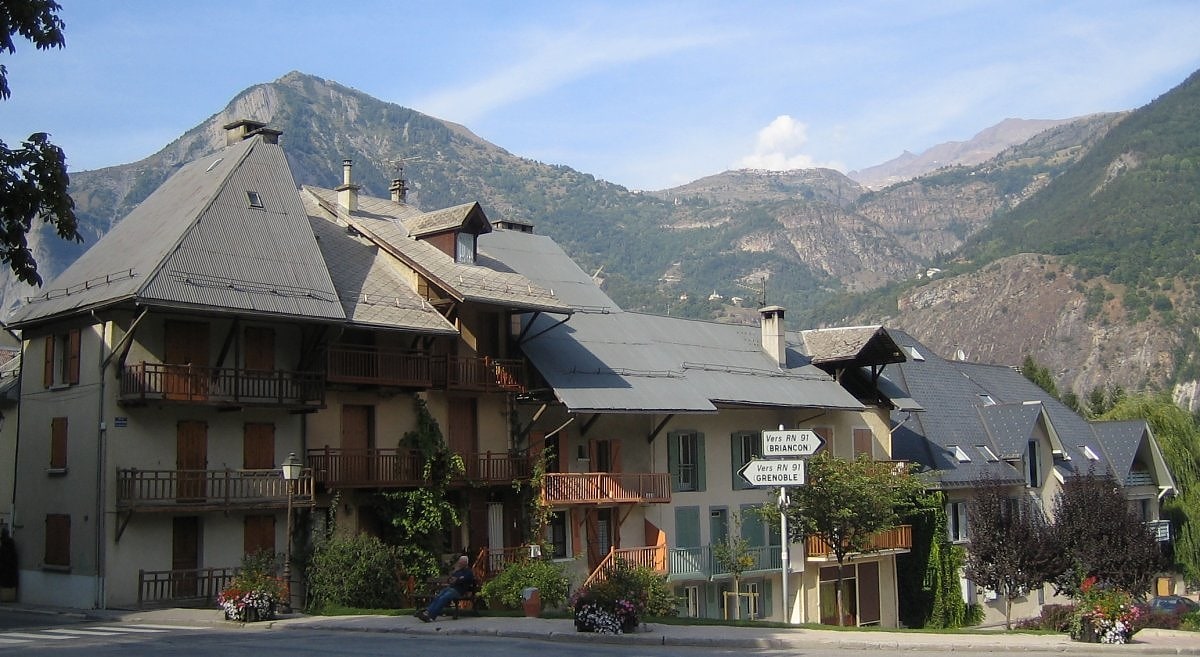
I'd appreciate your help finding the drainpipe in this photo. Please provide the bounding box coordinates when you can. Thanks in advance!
[92,311,108,609]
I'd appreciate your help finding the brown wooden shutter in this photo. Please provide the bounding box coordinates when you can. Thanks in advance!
[43,335,54,388]
[44,514,71,566]
[853,428,873,459]
[50,417,68,469]
[243,423,275,470]
[243,515,276,556]
[243,326,275,371]
[67,328,81,385]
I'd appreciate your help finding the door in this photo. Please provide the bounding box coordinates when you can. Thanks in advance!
[176,421,208,501]
[341,405,374,483]
[171,516,200,598]
[447,397,477,473]
[165,321,209,400]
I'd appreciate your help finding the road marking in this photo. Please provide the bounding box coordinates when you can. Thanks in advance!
[0,638,33,644]
[43,628,126,636]
[93,625,169,633]
[125,624,198,630]
[1,632,73,639]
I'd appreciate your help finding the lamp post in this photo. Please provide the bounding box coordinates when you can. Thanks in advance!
[280,452,301,613]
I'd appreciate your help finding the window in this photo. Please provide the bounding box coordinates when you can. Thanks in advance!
[547,511,568,558]
[246,191,264,208]
[1025,440,1040,487]
[1080,445,1100,461]
[682,585,700,617]
[50,417,68,471]
[43,328,81,388]
[455,232,476,264]
[947,501,968,542]
[44,514,71,568]
[731,431,760,490]
[975,445,998,462]
[819,565,857,626]
[951,445,971,463]
[668,430,705,492]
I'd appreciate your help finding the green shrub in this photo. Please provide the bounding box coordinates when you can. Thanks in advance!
[1015,603,1074,631]
[480,559,570,609]
[306,533,402,610]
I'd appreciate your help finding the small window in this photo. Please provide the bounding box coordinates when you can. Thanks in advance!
[50,417,68,471]
[45,514,71,568]
[455,231,476,264]
[907,346,924,361]
[974,445,998,462]
[546,511,568,559]
[978,394,995,406]
[952,445,971,462]
[43,329,81,388]
[668,430,705,492]
[1080,445,1100,461]
[947,501,968,542]
[247,191,264,208]
[731,431,761,490]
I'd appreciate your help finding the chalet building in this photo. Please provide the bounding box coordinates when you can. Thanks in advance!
[888,331,1178,625]
[481,230,922,626]
[4,120,570,609]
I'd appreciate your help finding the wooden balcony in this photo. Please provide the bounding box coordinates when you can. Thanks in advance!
[433,356,527,393]
[541,472,672,505]
[307,447,531,488]
[116,468,314,512]
[119,362,324,409]
[327,345,433,387]
[804,524,912,559]
[137,567,238,609]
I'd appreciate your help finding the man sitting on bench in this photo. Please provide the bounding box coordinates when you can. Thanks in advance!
[416,555,475,622]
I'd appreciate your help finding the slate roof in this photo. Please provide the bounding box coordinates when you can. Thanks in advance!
[483,228,864,414]
[304,187,571,315]
[1091,420,1176,492]
[406,202,489,238]
[10,136,344,327]
[800,325,907,367]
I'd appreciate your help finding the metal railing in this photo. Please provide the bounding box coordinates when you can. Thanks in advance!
[116,468,314,509]
[668,545,782,579]
[541,472,672,505]
[1147,519,1171,542]
[137,567,238,608]
[307,448,530,488]
[119,362,323,408]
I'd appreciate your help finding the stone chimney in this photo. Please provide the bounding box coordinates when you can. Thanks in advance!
[389,177,408,203]
[222,119,280,145]
[759,305,787,368]
[336,159,360,213]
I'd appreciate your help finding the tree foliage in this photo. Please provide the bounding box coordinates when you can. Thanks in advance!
[963,476,1059,629]
[1,0,81,285]
[776,453,922,625]
[1052,468,1162,598]
[1021,355,1059,398]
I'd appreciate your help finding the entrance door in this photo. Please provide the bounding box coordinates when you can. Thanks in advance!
[164,321,209,400]
[341,405,374,483]
[171,516,200,598]
[176,421,208,501]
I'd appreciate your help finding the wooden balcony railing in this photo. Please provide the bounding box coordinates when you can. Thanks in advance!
[668,545,782,580]
[582,545,668,589]
[137,566,239,608]
[307,447,531,488]
[116,468,314,511]
[804,524,912,558]
[433,356,527,393]
[326,345,433,387]
[476,545,543,577]
[541,472,672,505]
[119,362,323,409]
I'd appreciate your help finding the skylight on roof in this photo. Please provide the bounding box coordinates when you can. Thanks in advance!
[975,445,999,462]
[247,191,264,208]
[907,346,924,361]
[205,157,224,173]
[952,445,971,462]
[979,394,995,406]
[1080,445,1100,461]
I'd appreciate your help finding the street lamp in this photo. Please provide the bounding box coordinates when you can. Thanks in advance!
[281,452,301,613]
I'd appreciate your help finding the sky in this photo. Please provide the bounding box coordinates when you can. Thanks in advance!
[3,1,1200,191]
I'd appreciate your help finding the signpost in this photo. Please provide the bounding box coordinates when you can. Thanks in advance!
[761,429,823,457]
[738,458,806,487]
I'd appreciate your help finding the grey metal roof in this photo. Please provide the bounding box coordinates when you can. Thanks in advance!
[305,187,571,315]
[521,310,865,413]
[10,136,344,327]
[478,229,620,310]
[302,195,457,335]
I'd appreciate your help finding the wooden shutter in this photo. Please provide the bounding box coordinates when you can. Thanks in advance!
[858,561,881,625]
[43,335,54,388]
[243,423,275,470]
[176,421,208,501]
[447,397,477,457]
[244,515,276,556]
[67,328,81,385]
[853,428,873,459]
[44,514,70,566]
[244,326,275,371]
[50,417,68,469]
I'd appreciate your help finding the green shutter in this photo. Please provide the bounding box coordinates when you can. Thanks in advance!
[740,503,765,546]
[695,432,706,491]
[730,433,743,490]
[675,506,700,548]
[668,431,681,492]
[762,580,773,619]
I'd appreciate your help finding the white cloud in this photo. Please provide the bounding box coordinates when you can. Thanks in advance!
[736,115,821,171]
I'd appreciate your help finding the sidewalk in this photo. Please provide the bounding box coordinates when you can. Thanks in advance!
[69,605,1199,654]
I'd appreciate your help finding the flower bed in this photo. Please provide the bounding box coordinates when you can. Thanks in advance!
[218,586,278,622]
[1069,577,1143,644]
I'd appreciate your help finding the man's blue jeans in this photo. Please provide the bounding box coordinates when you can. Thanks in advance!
[427,587,462,619]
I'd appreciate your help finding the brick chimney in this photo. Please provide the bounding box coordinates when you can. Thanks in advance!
[760,305,787,368]
[389,177,408,203]
[336,159,360,213]
[222,119,280,145]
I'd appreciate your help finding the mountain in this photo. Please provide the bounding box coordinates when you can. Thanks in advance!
[848,117,1081,189]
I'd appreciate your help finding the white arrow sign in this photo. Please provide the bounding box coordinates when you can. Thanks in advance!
[761,430,824,457]
[738,458,806,487]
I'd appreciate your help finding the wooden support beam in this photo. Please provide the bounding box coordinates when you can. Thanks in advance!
[579,413,601,437]
[646,414,674,444]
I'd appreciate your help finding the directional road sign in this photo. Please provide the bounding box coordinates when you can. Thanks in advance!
[761,430,824,457]
[738,458,806,487]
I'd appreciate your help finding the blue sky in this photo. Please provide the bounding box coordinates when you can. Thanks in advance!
[3,1,1199,191]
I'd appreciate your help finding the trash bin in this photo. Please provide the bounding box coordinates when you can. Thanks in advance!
[521,586,541,617]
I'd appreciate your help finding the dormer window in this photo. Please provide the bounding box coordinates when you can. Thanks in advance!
[247,191,264,208]
[456,231,476,264]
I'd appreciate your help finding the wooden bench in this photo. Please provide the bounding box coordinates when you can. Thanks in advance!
[418,578,482,619]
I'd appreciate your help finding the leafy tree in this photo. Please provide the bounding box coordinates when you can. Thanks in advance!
[1052,468,1162,598]
[1101,393,1200,586]
[962,476,1059,629]
[775,453,922,626]
[1021,355,1059,398]
[1,0,81,285]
